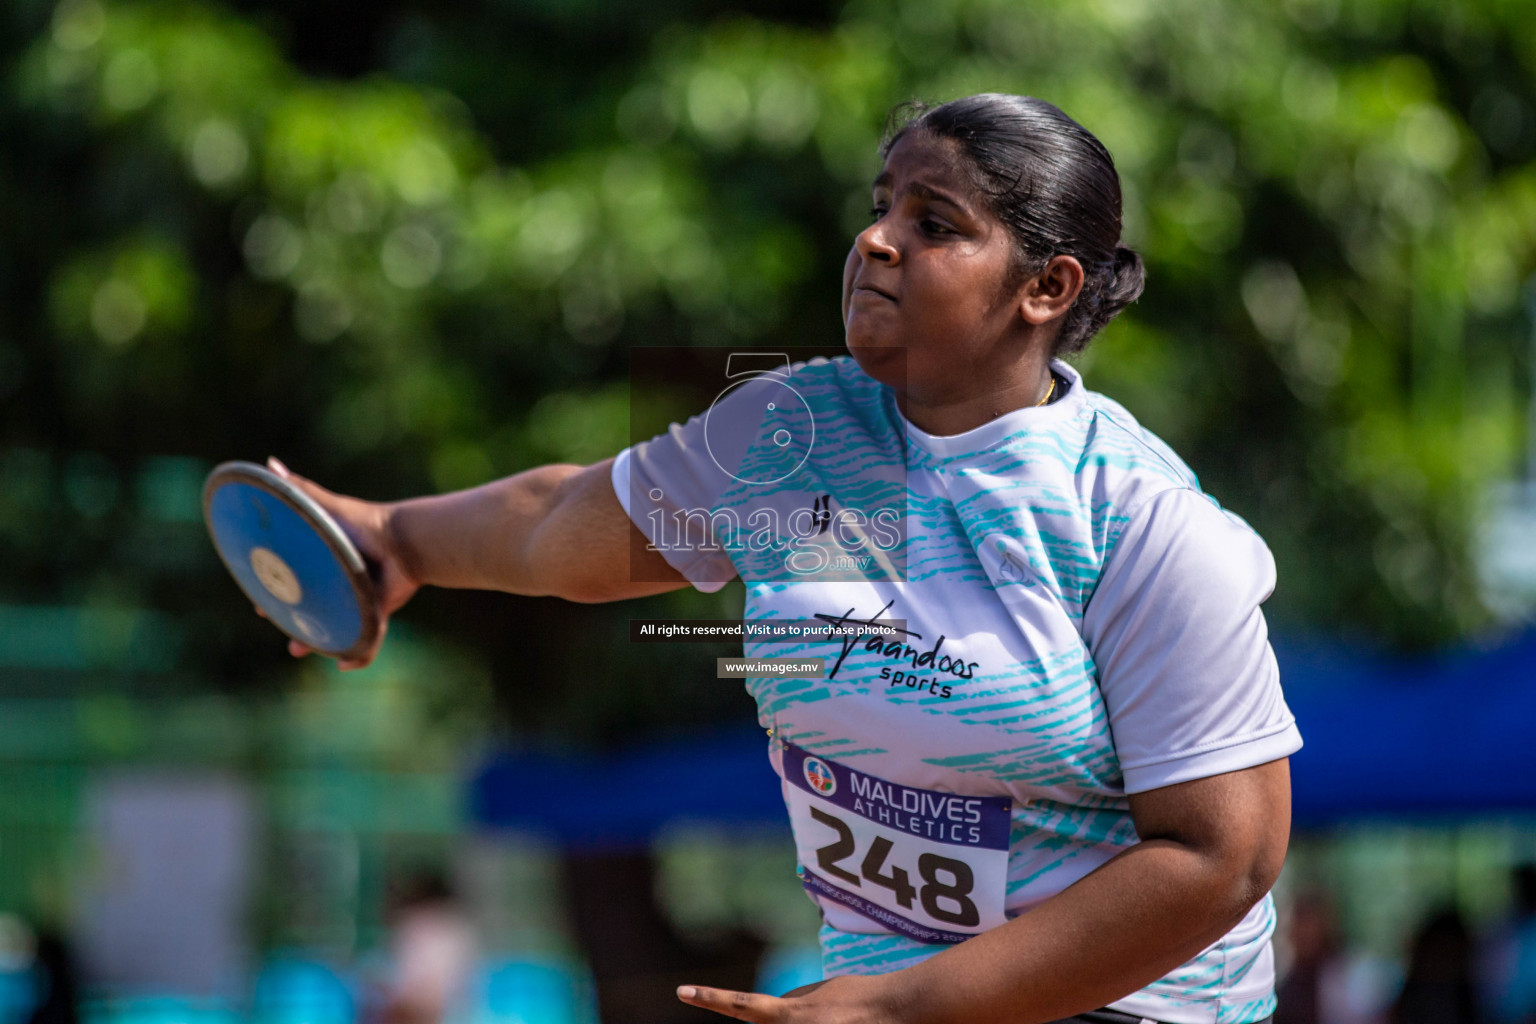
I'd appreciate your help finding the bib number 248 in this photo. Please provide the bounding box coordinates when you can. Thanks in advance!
[809,806,979,927]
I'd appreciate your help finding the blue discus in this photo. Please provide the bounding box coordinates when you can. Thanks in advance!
[203,461,381,661]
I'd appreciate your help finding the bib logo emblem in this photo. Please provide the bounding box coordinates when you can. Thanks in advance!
[803,757,836,796]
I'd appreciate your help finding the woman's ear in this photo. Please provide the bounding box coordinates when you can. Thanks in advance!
[1019,255,1084,326]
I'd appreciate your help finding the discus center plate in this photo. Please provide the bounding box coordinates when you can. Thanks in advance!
[250,546,303,605]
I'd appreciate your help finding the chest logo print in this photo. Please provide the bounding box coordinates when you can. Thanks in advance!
[811,600,982,700]
[992,540,1035,586]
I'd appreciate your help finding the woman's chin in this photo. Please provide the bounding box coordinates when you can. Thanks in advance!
[844,335,907,389]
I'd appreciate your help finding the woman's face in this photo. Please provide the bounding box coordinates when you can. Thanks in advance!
[842,131,1026,397]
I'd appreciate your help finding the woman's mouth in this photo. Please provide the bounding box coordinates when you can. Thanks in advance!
[852,284,896,303]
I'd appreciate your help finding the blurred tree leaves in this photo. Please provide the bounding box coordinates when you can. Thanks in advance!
[4,0,1536,742]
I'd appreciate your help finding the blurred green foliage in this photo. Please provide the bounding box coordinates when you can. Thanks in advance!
[4,0,1536,741]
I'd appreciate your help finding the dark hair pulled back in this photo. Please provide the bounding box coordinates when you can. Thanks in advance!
[883,94,1145,356]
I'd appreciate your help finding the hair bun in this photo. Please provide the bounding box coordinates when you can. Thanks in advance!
[1106,246,1146,309]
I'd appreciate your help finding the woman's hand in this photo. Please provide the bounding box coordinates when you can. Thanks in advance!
[677,974,902,1024]
[262,457,421,670]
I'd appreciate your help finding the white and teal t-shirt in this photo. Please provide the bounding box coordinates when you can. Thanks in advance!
[612,356,1301,1024]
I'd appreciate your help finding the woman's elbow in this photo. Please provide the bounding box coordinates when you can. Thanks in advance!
[1238,819,1290,908]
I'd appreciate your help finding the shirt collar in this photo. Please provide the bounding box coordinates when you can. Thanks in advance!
[900,359,1085,459]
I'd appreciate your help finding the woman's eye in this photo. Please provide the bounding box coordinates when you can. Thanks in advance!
[921,219,952,236]
[869,206,886,222]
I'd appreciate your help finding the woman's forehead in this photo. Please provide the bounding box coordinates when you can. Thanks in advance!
[875,132,967,183]
[873,133,981,212]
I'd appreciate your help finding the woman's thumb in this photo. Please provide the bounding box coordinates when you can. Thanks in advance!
[267,456,292,479]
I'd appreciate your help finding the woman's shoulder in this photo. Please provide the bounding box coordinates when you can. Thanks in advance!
[1068,384,1270,573]
[1071,380,1202,501]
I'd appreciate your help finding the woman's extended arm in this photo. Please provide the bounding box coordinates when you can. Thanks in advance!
[265,456,690,668]
[387,457,688,601]
[677,756,1292,1024]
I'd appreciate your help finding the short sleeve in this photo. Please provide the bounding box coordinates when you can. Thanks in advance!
[1081,488,1302,794]
[610,449,734,593]
[610,380,775,593]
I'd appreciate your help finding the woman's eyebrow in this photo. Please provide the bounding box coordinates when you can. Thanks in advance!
[907,181,968,210]
[870,173,969,212]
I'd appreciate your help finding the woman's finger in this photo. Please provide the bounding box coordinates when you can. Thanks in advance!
[676,986,784,1023]
[255,603,315,659]
[268,457,339,509]
[266,457,355,520]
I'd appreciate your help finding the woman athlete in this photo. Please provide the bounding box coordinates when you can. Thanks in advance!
[268,94,1298,1024]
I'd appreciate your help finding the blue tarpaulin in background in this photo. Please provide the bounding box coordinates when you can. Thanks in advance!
[1276,629,1536,824]
[469,725,787,849]
[469,629,1536,843]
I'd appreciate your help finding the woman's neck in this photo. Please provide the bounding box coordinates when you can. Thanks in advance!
[896,365,1056,436]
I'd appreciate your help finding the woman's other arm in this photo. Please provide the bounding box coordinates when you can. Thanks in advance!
[886,756,1292,1022]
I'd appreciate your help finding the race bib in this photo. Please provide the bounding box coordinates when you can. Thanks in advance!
[782,741,1011,944]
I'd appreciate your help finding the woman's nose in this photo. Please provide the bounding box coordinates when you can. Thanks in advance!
[855,221,898,264]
